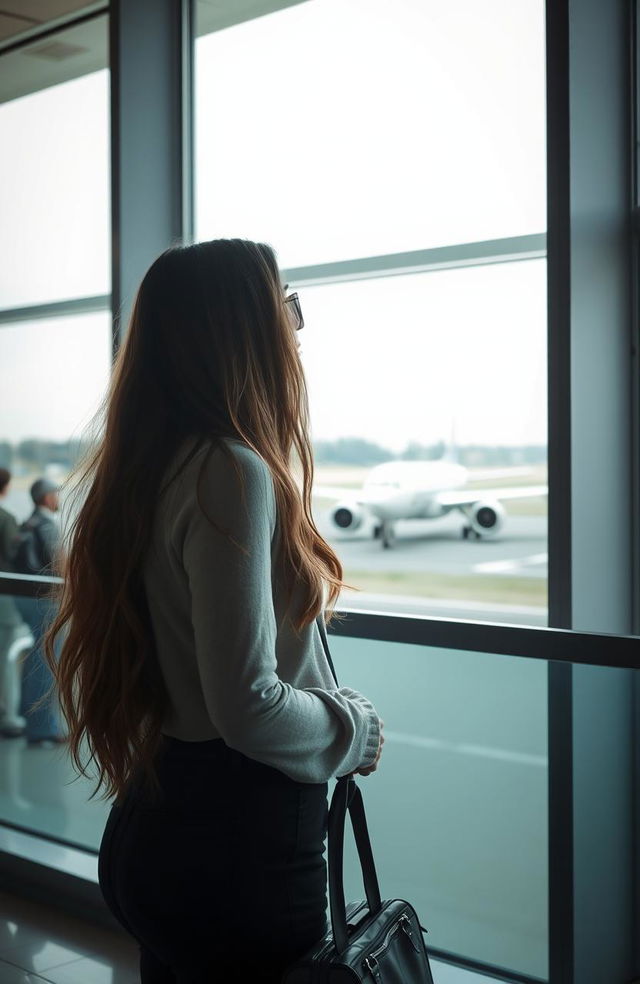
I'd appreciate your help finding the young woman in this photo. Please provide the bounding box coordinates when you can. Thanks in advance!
[44,239,384,983]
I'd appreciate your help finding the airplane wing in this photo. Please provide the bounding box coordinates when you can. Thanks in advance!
[435,485,548,507]
[466,466,539,481]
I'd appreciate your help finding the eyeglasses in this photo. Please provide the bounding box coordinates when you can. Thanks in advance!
[283,285,304,331]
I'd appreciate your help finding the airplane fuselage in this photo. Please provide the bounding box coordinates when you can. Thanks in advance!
[361,460,468,520]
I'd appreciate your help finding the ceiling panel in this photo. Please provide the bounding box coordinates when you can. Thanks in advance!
[1,2,90,22]
[0,14,107,104]
[0,13,34,43]
[0,2,96,45]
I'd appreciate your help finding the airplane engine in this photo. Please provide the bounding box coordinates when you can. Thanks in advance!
[330,501,365,532]
[468,499,505,537]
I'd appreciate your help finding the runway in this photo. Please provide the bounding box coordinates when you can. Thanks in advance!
[314,507,549,626]
[316,510,547,578]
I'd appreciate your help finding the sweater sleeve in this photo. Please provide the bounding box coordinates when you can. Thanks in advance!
[177,443,381,783]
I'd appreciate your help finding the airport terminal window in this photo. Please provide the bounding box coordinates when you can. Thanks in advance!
[196,0,548,627]
[0,6,636,983]
[0,15,109,308]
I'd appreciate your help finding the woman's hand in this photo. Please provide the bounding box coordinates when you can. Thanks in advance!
[349,718,384,777]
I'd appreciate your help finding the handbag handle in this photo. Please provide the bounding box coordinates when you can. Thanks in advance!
[328,776,383,953]
[316,615,383,954]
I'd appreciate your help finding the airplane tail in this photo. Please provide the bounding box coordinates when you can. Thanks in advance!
[440,418,459,463]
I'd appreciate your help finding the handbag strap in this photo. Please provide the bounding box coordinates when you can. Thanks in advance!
[315,612,340,687]
[318,625,425,944]
[315,616,383,952]
[328,776,383,954]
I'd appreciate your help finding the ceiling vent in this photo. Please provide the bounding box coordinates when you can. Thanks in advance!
[23,40,87,61]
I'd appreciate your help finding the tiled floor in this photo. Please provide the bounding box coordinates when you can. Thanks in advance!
[0,891,139,983]
[0,889,504,983]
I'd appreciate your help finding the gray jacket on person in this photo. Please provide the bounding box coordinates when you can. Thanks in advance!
[0,505,18,572]
[23,507,60,574]
[0,504,20,628]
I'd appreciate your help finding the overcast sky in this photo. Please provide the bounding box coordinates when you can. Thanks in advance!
[0,0,546,452]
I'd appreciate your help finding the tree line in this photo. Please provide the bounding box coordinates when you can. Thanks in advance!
[0,438,91,473]
[0,436,547,473]
[312,438,546,466]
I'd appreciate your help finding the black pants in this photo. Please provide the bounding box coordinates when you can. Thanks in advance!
[98,735,329,983]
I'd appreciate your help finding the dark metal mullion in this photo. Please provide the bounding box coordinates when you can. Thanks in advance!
[0,818,99,859]
[632,0,640,640]
[109,2,122,361]
[546,6,572,635]
[545,2,573,983]
[281,234,547,288]
[547,662,573,984]
[180,0,194,245]
[0,239,543,330]
[0,575,61,599]
[4,571,640,669]
[629,81,640,967]
[546,0,635,979]
[425,946,546,984]
[326,608,640,670]
[0,295,111,326]
[110,0,194,357]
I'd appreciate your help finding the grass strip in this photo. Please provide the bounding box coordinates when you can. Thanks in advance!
[341,569,547,607]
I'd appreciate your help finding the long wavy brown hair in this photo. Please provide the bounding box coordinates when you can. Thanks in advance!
[41,239,352,807]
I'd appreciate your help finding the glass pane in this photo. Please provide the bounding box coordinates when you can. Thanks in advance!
[0,312,111,523]
[196,0,546,267]
[0,17,110,308]
[300,259,547,625]
[0,592,111,849]
[332,634,548,979]
[0,310,110,839]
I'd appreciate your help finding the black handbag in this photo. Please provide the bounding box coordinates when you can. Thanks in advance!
[280,620,435,983]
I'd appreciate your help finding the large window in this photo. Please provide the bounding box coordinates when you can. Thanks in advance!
[0,13,110,309]
[0,9,111,857]
[0,13,110,507]
[196,0,548,627]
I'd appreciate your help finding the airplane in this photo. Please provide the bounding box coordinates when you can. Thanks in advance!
[312,457,547,549]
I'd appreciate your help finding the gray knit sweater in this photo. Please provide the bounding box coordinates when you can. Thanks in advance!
[142,437,381,783]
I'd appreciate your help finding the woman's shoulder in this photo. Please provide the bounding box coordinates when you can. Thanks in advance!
[170,435,274,502]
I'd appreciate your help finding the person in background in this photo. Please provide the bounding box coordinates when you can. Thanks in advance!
[43,239,384,983]
[18,478,61,575]
[0,468,29,738]
[14,478,65,747]
[0,468,18,566]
